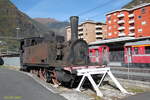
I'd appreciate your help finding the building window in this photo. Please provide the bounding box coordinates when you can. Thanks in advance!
[114,13,116,15]
[96,37,102,40]
[108,33,112,36]
[114,32,117,34]
[96,27,102,30]
[108,21,111,24]
[145,46,150,54]
[108,26,111,30]
[138,16,142,19]
[96,32,102,35]
[114,25,117,28]
[107,16,111,21]
[78,29,83,31]
[138,29,142,32]
[141,8,145,14]
[114,19,117,22]
[141,21,146,25]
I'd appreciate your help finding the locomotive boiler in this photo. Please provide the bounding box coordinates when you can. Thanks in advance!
[20,16,92,86]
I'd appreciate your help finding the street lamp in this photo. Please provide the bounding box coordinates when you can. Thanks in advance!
[16,27,20,39]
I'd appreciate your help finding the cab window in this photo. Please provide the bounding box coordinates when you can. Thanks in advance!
[145,46,150,54]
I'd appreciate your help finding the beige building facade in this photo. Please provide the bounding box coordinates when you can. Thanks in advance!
[66,21,106,43]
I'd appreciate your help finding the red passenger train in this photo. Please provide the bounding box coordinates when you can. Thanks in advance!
[124,40,150,67]
[89,45,109,66]
[88,40,150,67]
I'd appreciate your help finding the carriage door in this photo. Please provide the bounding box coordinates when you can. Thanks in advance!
[95,49,99,62]
[127,47,132,63]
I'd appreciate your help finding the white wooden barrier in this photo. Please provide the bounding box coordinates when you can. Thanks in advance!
[75,67,128,97]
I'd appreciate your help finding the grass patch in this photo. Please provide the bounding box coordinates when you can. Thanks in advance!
[127,88,144,93]
[0,65,19,70]
[0,65,9,68]
[90,93,103,100]
[95,96,102,100]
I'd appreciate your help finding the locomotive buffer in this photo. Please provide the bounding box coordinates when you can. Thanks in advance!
[75,67,128,97]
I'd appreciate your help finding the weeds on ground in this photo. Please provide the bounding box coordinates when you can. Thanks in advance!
[0,65,19,70]
[127,87,144,93]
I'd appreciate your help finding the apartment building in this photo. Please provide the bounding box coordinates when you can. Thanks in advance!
[66,21,106,43]
[105,3,150,39]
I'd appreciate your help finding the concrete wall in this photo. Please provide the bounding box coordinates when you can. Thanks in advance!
[2,57,20,67]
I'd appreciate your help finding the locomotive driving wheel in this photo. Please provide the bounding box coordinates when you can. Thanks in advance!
[39,69,47,81]
[51,69,61,87]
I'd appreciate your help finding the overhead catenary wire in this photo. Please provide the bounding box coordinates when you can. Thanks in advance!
[64,0,126,23]
[63,0,113,22]
[77,0,113,17]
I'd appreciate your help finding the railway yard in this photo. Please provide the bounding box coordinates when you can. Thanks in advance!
[0,64,150,100]
[1,0,150,100]
[111,66,150,82]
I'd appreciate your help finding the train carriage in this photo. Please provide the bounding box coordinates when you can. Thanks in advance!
[89,45,109,65]
[124,40,150,67]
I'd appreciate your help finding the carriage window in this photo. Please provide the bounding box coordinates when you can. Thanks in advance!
[134,47,138,54]
[89,51,93,57]
[145,46,150,54]
[95,50,99,56]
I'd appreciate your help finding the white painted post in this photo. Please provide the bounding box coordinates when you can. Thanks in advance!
[86,74,103,97]
[107,70,128,94]
[98,71,107,87]
[75,67,128,97]
[75,75,86,91]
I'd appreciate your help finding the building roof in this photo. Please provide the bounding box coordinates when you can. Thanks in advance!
[66,21,106,29]
[125,40,150,46]
[80,20,105,25]
[89,36,150,46]
[89,37,135,45]
[106,3,150,15]
[65,26,71,29]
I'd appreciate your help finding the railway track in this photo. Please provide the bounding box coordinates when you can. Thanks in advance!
[110,66,150,82]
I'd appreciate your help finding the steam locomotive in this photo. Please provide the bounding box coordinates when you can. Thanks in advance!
[20,16,101,87]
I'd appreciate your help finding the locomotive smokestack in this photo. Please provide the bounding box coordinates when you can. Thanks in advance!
[70,16,79,41]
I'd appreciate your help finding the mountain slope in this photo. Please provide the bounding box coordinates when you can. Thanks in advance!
[0,0,53,51]
[0,0,51,38]
[123,0,150,9]
[34,18,69,36]
[34,18,58,24]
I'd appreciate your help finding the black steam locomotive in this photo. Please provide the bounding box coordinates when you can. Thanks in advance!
[20,16,96,86]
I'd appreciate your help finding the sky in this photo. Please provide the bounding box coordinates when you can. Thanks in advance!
[11,0,132,22]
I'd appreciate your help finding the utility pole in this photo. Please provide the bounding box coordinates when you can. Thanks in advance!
[16,27,20,39]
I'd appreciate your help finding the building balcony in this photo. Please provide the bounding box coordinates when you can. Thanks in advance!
[128,33,135,36]
[117,14,125,18]
[78,26,83,30]
[78,31,83,35]
[117,20,125,24]
[95,30,102,33]
[95,25,102,28]
[118,26,125,30]
[129,26,135,30]
[96,34,103,38]
[118,32,126,36]
[128,14,134,18]
[78,35,83,39]
[129,20,134,24]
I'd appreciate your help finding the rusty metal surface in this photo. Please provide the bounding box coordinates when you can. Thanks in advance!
[23,42,49,64]
[20,16,90,68]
